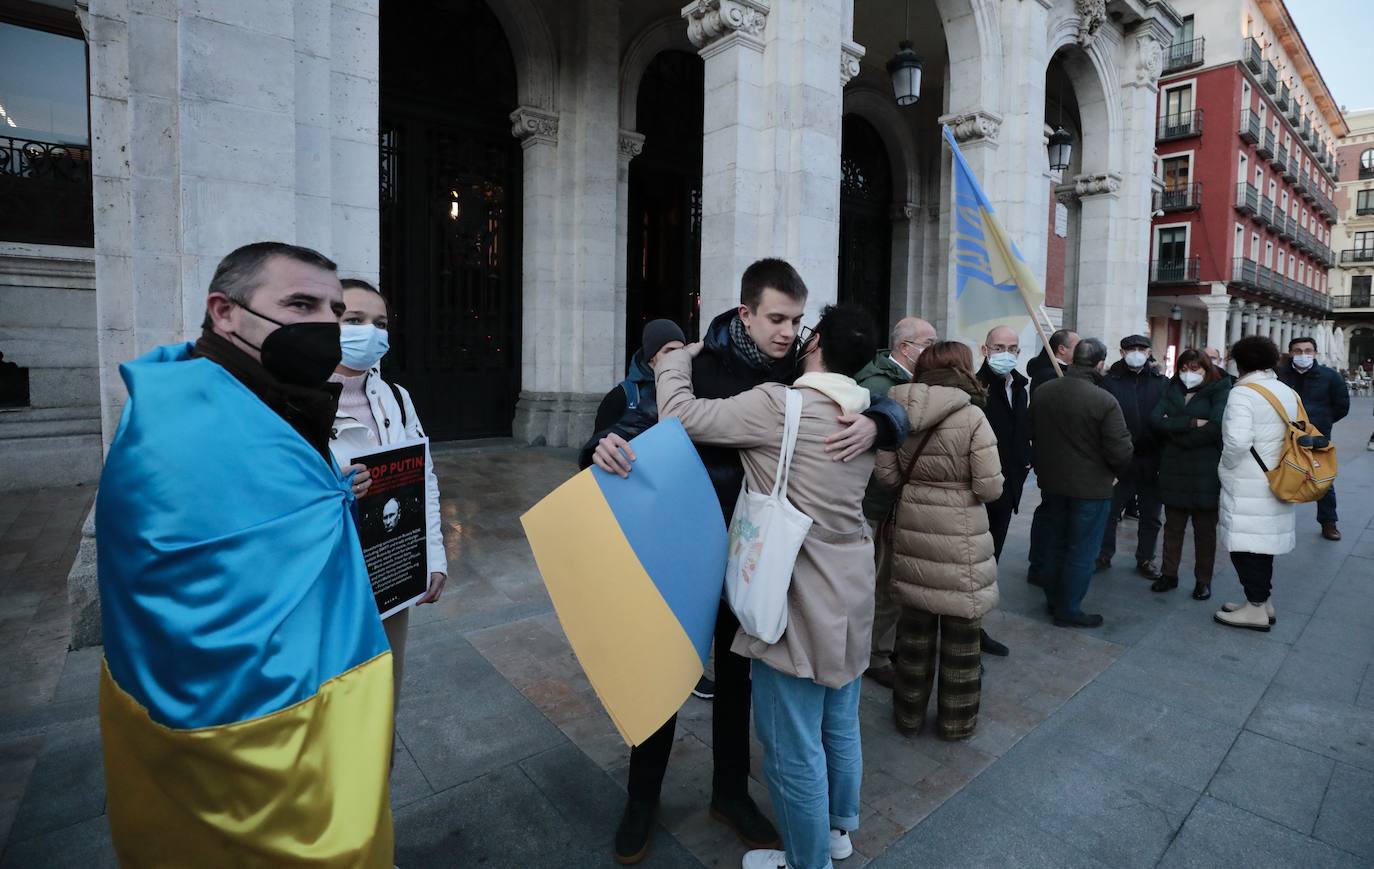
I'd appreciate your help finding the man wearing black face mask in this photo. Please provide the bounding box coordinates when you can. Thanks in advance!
[195,242,367,489]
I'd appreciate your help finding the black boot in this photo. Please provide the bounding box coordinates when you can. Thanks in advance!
[614,798,657,865]
[709,791,780,849]
[1151,575,1179,593]
[979,629,1009,657]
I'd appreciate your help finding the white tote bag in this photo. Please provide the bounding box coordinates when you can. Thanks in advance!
[724,388,813,644]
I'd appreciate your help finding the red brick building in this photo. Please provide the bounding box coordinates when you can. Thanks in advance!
[1147,0,1345,370]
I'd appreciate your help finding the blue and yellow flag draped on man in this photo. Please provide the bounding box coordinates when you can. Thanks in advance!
[96,343,394,867]
[944,125,1047,348]
[522,419,727,746]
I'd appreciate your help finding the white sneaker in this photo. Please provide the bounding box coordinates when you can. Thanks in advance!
[1220,600,1275,624]
[741,849,787,869]
[830,828,854,860]
[1214,602,1271,632]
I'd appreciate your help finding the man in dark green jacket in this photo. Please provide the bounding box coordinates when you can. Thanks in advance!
[1029,338,1134,628]
[855,316,935,686]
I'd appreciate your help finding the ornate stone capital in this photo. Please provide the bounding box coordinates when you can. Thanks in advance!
[1133,34,1165,90]
[940,110,1002,145]
[840,40,865,87]
[510,106,559,148]
[1054,183,1078,205]
[618,130,646,162]
[1072,171,1123,198]
[889,202,918,221]
[682,0,769,55]
[1075,0,1106,47]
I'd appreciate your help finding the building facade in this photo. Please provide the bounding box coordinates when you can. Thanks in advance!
[1147,0,1344,371]
[1332,107,1374,372]
[1,0,1181,505]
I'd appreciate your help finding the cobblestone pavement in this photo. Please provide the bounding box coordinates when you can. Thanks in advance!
[2,401,1372,867]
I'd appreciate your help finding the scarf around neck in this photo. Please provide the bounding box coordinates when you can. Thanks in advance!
[918,367,988,408]
[728,314,774,371]
[793,371,871,415]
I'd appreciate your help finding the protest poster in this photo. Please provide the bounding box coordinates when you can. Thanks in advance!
[350,437,430,619]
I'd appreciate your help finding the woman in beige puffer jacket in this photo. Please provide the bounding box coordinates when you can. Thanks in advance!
[874,341,1003,740]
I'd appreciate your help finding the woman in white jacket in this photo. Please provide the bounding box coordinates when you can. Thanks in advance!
[328,279,447,712]
[1214,335,1298,632]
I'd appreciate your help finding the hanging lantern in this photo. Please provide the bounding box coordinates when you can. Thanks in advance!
[887,40,923,107]
[1047,125,1073,172]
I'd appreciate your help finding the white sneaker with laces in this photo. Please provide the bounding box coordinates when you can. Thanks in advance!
[741,849,787,869]
[830,829,853,860]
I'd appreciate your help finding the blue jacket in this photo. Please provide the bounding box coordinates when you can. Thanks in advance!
[1277,361,1349,436]
[690,308,908,520]
[578,351,658,470]
[1100,359,1169,475]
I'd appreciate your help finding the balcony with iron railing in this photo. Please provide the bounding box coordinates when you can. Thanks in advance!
[1239,109,1261,143]
[1283,154,1298,182]
[1277,83,1290,111]
[1314,190,1337,222]
[1276,214,1293,241]
[1257,129,1275,159]
[1243,37,1264,73]
[0,136,94,247]
[1341,248,1374,265]
[1154,182,1202,213]
[1150,257,1201,285]
[1163,37,1205,73]
[1157,109,1203,142]
[1332,295,1374,310]
[1262,61,1278,93]
[1357,203,1374,216]
[1259,195,1275,226]
[1270,144,1287,170]
[1236,182,1260,216]
[1360,165,1374,180]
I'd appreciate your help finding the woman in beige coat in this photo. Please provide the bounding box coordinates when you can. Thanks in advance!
[875,341,1003,740]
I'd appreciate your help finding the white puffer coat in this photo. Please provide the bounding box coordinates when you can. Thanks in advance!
[1218,370,1298,556]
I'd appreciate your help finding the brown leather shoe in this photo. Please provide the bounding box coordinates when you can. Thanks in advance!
[864,663,895,688]
[1321,523,1342,541]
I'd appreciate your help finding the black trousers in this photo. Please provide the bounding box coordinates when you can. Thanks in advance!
[626,603,752,802]
[986,497,1015,563]
[1230,551,1274,605]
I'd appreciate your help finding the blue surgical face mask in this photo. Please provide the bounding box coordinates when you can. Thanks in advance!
[339,324,390,370]
[987,352,1017,377]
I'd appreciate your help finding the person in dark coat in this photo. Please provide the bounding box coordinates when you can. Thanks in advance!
[1277,336,1350,541]
[1096,334,1169,579]
[577,319,686,470]
[587,259,907,865]
[1027,328,1079,397]
[973,325,1031,658]
[1149,349,1231,600]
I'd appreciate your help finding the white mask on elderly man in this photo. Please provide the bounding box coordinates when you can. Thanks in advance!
[1125,350,1149,369]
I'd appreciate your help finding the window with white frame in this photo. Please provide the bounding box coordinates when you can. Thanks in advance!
[1266,240,1274,267]
[1251,233,1261,259]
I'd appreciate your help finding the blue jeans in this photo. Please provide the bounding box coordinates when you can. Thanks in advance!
[751,661,862,869]
[1038,493,1112,617]
[1317,483,1337,525]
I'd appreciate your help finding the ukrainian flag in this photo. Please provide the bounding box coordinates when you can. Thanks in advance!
[96,343,394,867]
[944,125,1047,347]
[521,419,727,745]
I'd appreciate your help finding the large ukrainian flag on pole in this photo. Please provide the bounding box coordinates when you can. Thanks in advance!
[97,343,394,867]
[944,125,1047,347]
[522,419,727,746]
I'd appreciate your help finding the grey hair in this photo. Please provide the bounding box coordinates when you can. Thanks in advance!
[207,241,337,304]
[890,320,916,347]
[1072,337,1108,368]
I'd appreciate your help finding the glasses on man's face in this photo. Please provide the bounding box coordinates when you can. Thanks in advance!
[987,343,1020,355]
[797,325,816,348]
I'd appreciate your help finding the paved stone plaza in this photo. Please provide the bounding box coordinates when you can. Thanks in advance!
[2,401,1373,868]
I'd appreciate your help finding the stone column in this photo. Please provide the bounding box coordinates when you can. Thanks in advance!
[937,112,1005,338]
[1255,305,1271,340]
[1228,300,1244,347]
[615,129,645,368]
[687,0,851,324]
[1069,174,1129,342]
[888,202,920,329]
[1199,292,1232,353]
[1279,315,1293,351]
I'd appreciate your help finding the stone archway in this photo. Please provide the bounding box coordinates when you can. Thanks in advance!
[485,0,558,111]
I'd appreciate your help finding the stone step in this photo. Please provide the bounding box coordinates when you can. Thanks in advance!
[0,407,102,439]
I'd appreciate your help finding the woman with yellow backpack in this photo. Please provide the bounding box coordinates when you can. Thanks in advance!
[1214,335,1335,632]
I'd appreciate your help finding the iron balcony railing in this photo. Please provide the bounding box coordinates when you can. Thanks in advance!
[0,136,94,247]
[1276,214,1293,240]
[1263,61,1278,93]
[1271,144,1287,170]
[1314,190,1337,222]
[1259,195,1275,225]
[1341,248,1374,264]
[1360,165,1374,180]
[1157,109,1203,141]
[1154,182,1202,213]
[1332,295,1373,309]
[1283,154,1298,182]
[1239,109,1261,143]
[1243,37,1264,73]
[1164,37,1205,73]
[1357,204,1374,216]
[1150,257,1201,284]
[1236,182,1260,215]
[1257,129,1275,159]
[1286,101,1301,125]
[1277,83,1290,111]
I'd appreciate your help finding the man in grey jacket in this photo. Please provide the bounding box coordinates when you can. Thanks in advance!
[1029,338,1134,627]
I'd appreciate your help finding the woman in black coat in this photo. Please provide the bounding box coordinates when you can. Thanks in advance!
[1149,349,1231,600]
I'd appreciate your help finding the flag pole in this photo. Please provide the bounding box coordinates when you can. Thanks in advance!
[1034,305,1063,377]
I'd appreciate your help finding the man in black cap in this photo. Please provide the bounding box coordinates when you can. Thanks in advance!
[579,318,687,470]
[1097,334,1167,579]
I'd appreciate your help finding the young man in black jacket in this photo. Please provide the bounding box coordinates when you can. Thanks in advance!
[590,259,907,865]
[1097,335,1167,579]
[1278,336,1350,540]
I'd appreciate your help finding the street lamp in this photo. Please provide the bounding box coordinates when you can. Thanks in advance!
[1170,304,1183,320]
[1047,126,1073,172]
[887,41,923,106]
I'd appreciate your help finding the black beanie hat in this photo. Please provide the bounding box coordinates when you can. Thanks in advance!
[641,318,686,361]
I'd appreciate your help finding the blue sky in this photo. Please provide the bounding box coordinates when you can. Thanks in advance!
[1287,0,1374,112]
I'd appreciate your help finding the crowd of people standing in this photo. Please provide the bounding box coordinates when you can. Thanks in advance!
[95,240,1349,869]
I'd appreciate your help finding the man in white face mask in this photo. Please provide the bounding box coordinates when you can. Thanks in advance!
[1096,335,1169,579]
[1277,336,1350,540]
